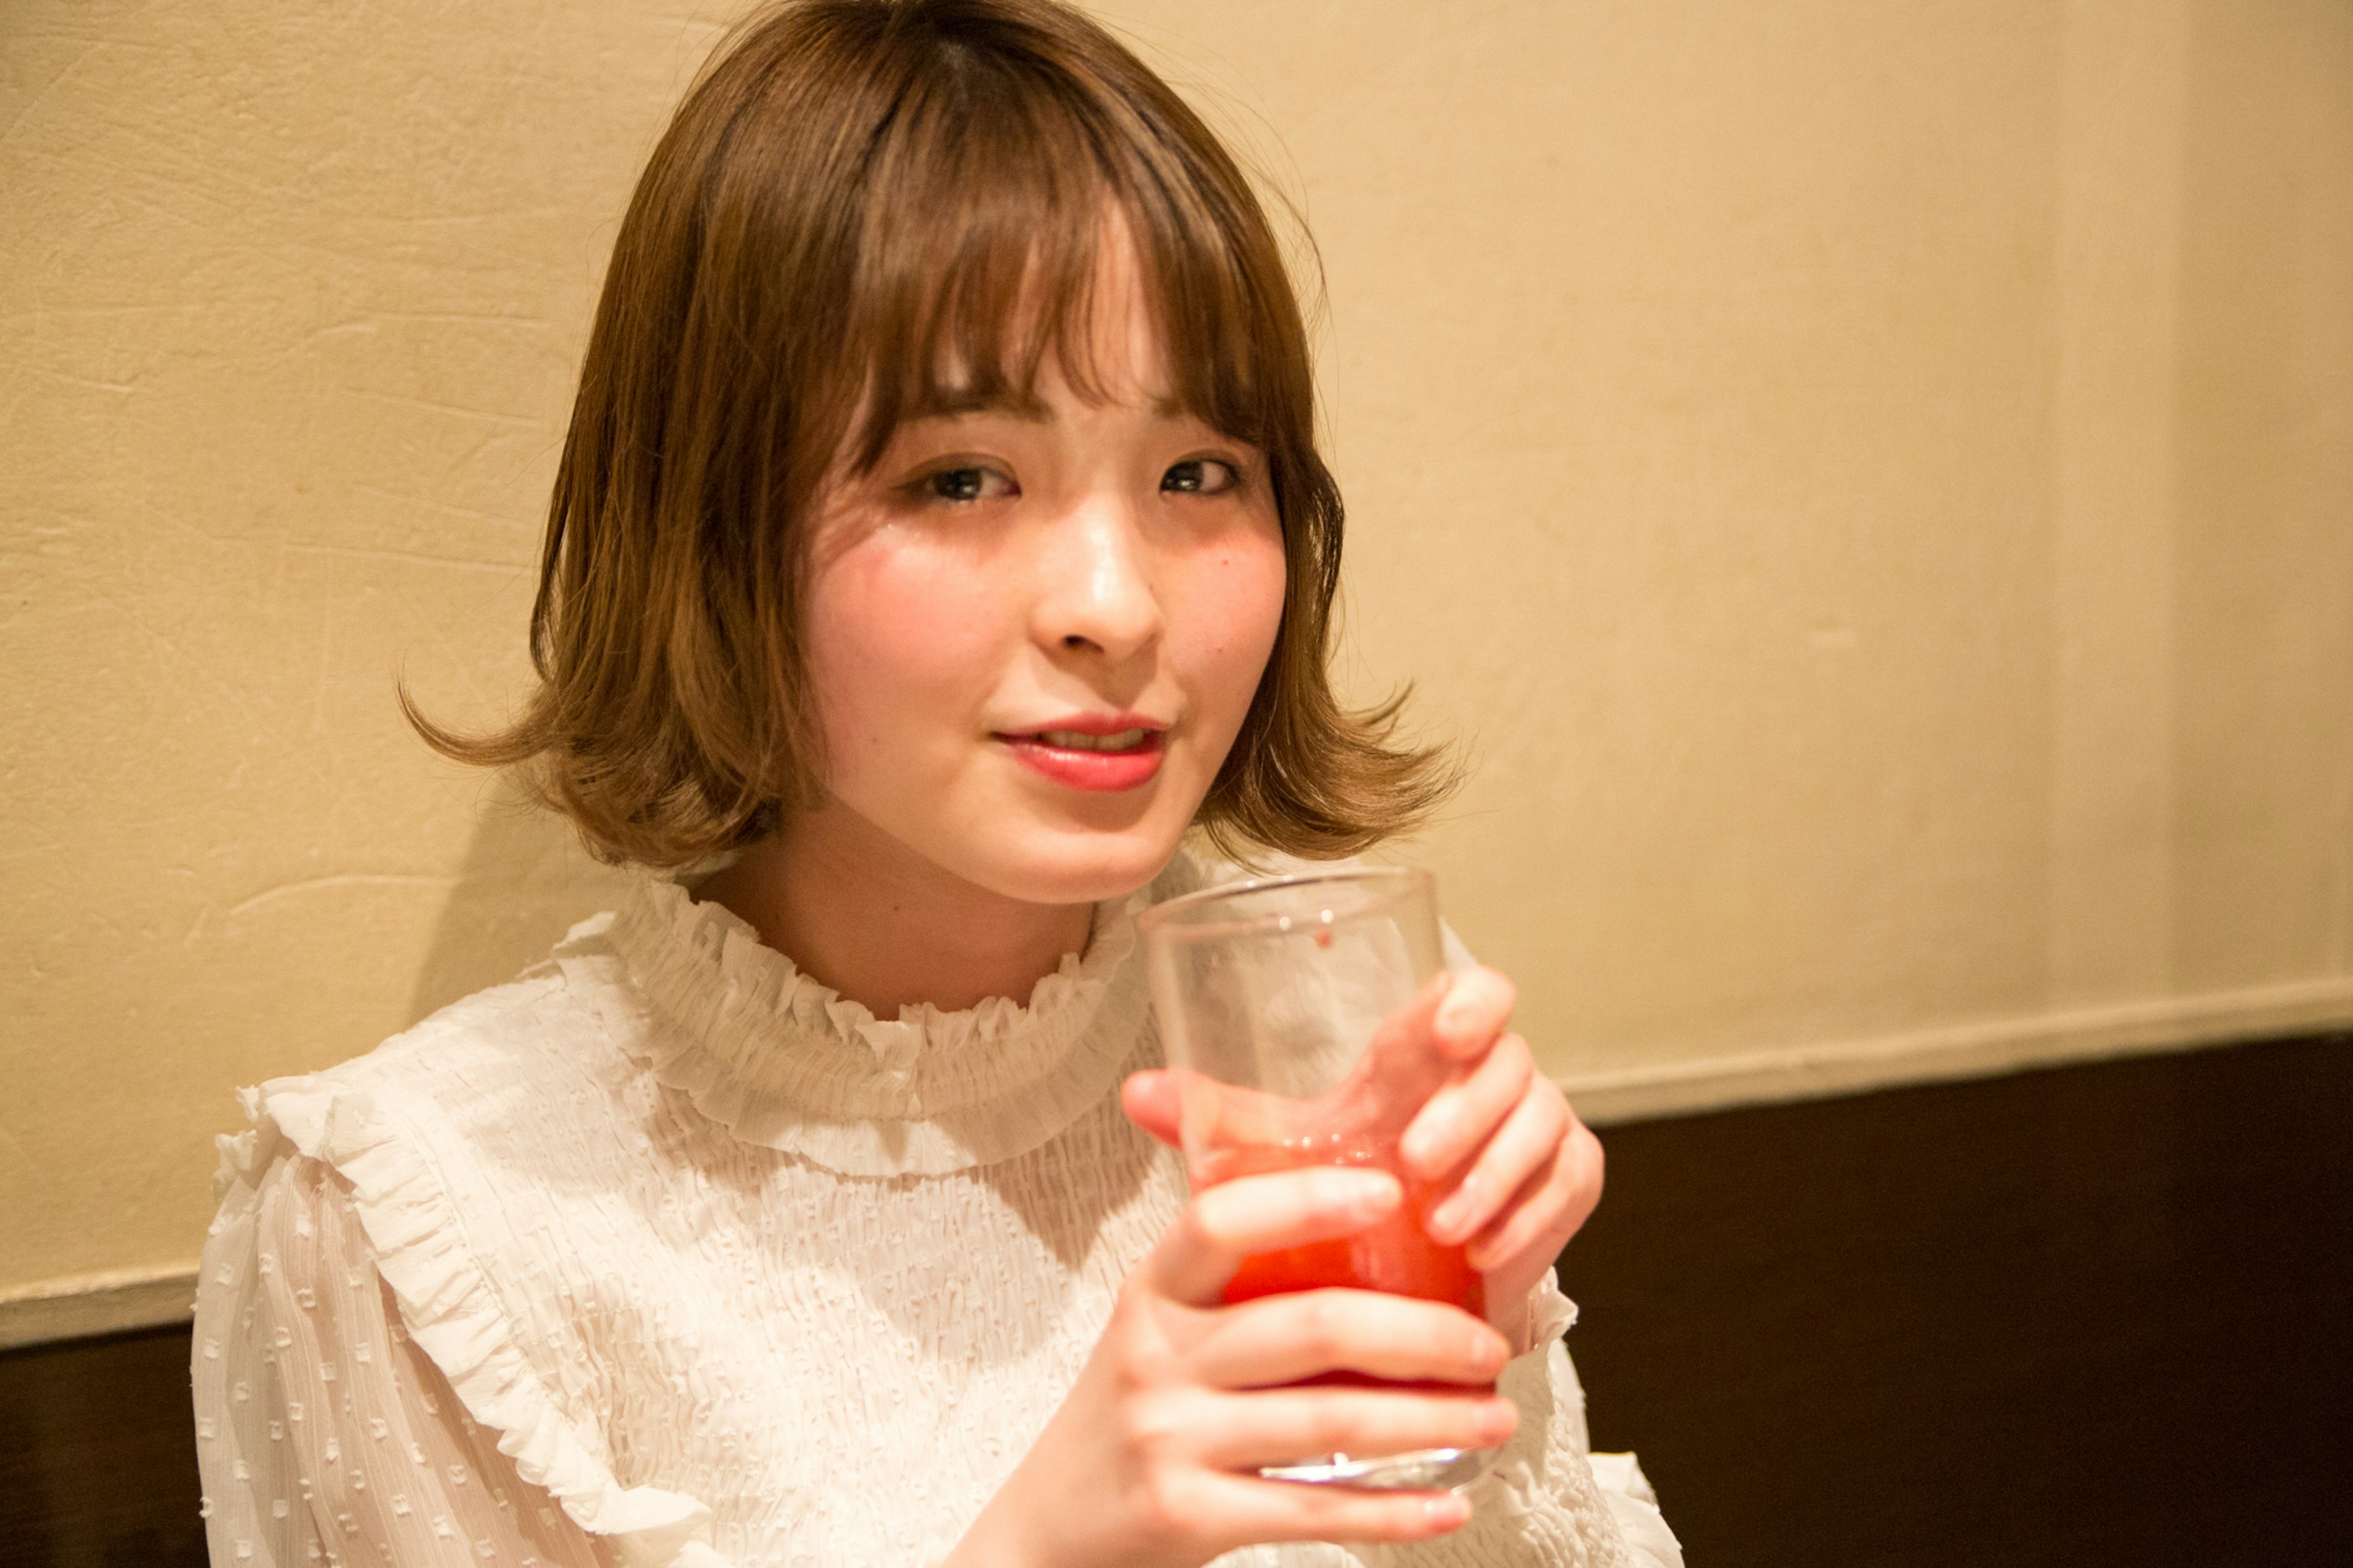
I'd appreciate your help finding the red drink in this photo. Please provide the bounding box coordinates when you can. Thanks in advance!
[1208,1136,1483,1312]
[1198,1135,1488,1395]
[1142,868,1501,1488]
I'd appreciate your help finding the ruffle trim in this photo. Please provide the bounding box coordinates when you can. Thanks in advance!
[1465,1269,1596,1530]
[570,874,1162,1176]
[219,1078,720,1568]
[1528,1269,1581,1349]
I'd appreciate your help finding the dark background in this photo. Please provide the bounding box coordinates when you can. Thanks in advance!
[6,1031,2348,1567]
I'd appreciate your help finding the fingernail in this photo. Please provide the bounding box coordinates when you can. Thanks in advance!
[1430,993,1468,1045]
[1435,987,1479,1041]
[1430,1187,1472,1240]
[1401,1112,1450,1170]
[1425,1493,1472,1528]
[1338,1169,1401,1215]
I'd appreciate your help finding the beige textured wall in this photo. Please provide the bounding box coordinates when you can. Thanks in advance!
[4,1,2349,1303]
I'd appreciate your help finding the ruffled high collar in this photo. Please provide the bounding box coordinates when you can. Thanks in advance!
[588,858,1208,1176]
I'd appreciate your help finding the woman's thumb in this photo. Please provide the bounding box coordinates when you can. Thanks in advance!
[1120,1069,1183,1148]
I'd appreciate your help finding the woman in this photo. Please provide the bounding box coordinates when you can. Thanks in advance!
[192,3,1680,1563]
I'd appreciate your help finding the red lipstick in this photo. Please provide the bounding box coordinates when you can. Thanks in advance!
[995,716,1168,792]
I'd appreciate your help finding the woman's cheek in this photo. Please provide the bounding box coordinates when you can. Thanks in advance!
[806,545,990,775]
[1202,532,1287,707]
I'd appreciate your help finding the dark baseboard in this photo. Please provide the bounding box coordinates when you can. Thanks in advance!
[0,1322,208,1568]
[5,1031,2347,1567]
[1563,1028,2353,1567]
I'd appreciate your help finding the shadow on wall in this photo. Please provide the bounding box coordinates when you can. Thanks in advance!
[406,775,638,1025]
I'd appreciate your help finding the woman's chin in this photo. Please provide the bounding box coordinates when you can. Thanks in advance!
[972,822,1188,909]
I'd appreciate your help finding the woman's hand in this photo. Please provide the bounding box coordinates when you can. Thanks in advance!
[1124,966,1604,1354]
[945,1160,1517,1568]
[1393,967,1605,1351]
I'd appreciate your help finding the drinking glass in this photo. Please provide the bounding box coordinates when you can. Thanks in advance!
[1137,867,1497,1491]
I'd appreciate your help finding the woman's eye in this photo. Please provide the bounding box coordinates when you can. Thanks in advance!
[1162,458,1241,496]
[924,466,1014,503]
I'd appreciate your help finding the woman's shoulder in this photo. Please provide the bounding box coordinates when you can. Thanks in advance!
[219,906,654,1192]
[339,911,626,1075]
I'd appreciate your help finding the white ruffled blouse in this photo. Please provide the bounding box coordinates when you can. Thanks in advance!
[191,851,1683,1567]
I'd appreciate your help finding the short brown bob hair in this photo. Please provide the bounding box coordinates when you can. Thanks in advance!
[416,0,1453,868]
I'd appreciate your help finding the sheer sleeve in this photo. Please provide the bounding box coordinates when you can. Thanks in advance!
[193,1153,615,1567]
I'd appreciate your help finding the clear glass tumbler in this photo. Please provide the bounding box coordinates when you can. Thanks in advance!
[1137,867,1498,1491]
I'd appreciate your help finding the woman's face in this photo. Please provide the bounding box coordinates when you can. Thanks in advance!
[798,243,1288,908]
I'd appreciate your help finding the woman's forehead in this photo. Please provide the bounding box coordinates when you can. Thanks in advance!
[838,195,1259,476]
[983,211,1172,400]
[889,233,1188,426]
[922,298,1180,420]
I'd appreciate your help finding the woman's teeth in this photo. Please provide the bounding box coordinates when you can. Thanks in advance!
[1035,729,1149,751]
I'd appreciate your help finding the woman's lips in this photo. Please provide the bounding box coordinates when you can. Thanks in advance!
[996,730,1167,792]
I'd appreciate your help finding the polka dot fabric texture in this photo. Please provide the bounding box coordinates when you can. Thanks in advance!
[191,849,1681,1567]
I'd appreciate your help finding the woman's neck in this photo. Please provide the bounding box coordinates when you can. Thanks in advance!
[693,802,1096,1020]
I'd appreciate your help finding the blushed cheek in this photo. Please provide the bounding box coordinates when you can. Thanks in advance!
[805,549,990,779]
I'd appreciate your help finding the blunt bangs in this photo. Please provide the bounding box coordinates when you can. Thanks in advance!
[825,26,1287,480]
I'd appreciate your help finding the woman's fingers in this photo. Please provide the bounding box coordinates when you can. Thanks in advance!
[1426,1078,1569,1246]
[1354,966,1509,1104]
[1398,1032,1535,1180]
[1188,1472,1472,1548]
[1430,967,1516,1059]
[1194,1385,1519,1472]
[1467,1118,1604,1273]
[1189,1289,1510,1390]
[1119,1069,1183,1149]
[1145,1167,1402,1305]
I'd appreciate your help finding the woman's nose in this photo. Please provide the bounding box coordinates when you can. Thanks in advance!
[1032,502,1161,663]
